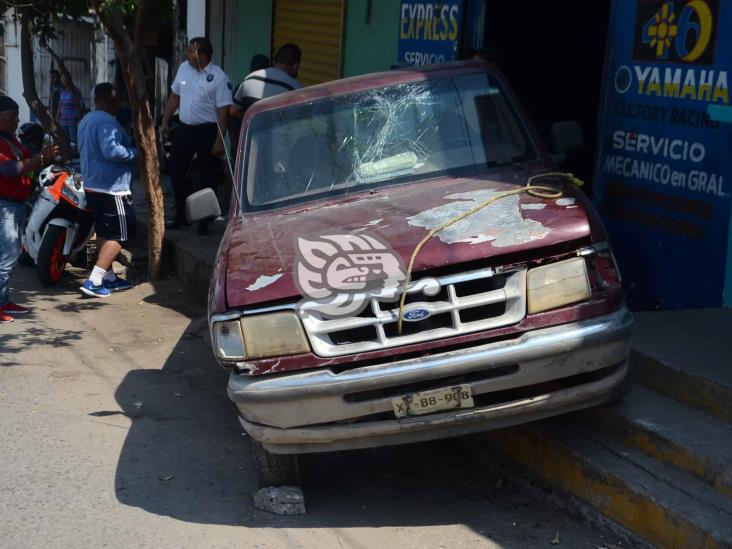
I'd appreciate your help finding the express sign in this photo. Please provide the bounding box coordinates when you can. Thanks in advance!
[398,1,463,66]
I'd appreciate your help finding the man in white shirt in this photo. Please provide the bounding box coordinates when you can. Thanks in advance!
[229,44,303,151]
[161,37,232,234]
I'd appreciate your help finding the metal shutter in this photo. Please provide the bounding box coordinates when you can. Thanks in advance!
[272,0,344,86]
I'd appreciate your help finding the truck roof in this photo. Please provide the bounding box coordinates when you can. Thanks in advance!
[245,61,498,118]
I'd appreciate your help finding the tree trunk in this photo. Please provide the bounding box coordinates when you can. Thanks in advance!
[18,8,73,158]
[92,0,164,280]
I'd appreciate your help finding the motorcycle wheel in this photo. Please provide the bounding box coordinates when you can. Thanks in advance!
[37,225,67,287]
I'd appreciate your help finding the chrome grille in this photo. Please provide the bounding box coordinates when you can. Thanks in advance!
[300,268,527,357]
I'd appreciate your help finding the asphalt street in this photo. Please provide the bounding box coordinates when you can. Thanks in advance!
[0,265,628,549]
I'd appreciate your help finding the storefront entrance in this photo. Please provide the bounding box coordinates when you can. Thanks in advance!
[482,1,612,188]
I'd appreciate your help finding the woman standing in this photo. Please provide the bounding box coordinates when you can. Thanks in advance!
[57,72,85,143]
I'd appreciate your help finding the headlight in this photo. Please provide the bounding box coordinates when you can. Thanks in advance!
[527,257,591,314]
[241,312,310,359]
[212,319,246,360]
[211,312,310,362]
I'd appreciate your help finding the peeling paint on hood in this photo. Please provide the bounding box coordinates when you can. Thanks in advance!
[225,172,594,309]
[247,274,284,292]
[407,190,551,247]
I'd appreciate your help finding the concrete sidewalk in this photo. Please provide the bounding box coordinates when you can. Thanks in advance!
[130,179,732,547]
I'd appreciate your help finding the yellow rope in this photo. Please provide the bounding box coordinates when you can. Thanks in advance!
[396,172,582,334]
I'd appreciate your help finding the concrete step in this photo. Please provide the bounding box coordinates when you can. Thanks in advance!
[632,309,732,423]
[581,386,732,499]
[484,422,732,548]
[633,349,732,423]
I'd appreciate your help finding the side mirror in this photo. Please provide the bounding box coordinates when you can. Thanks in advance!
[550,121,584,154]
[186,187,221,223]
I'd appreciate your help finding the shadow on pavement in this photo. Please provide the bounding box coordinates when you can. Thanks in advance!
[112,279,251,525]
[0,271,98,367]
[109,309,580,548]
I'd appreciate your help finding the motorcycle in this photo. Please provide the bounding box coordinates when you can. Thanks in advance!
[22,162,95,286]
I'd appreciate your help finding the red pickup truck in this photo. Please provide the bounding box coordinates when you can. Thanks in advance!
[190,62,633,486]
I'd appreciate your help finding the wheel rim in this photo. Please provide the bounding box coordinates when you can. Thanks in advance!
[49,231,66,282]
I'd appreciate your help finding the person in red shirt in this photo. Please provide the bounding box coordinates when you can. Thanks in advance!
[0,96,59,323]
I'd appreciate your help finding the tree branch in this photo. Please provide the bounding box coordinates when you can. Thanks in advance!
[39,38,73,83]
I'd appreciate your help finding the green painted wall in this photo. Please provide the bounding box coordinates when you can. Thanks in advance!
[342,0,401,78]
[234,1,273,85]
[231,0,400,83]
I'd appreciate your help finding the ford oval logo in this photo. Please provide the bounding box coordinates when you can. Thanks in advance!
[403,308,431,322]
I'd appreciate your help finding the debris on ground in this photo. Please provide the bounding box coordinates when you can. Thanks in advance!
[253,486,306,515]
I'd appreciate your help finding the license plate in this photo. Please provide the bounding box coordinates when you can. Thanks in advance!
[392,384,474,418]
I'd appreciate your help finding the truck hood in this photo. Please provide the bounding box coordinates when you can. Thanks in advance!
[225,172,593,308]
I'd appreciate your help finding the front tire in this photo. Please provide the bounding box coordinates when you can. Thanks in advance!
[37,225,67,287]
[251,439,301,487]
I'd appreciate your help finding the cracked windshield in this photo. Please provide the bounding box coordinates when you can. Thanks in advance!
[243,72,536,209]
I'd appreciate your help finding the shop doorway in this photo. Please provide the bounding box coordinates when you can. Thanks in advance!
[483,1,612,191]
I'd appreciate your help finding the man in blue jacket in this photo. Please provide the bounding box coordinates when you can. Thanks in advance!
[77,83,138,297]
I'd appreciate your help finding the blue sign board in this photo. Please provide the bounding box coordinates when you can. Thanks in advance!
[398,1,463,66]
[594,0,732,309]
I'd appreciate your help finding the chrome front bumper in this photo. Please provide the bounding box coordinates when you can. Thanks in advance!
[229,307,633,453]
